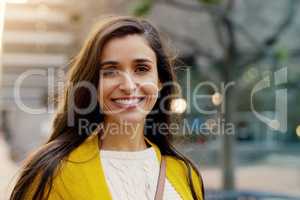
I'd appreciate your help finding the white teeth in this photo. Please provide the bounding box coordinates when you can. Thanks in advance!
[113,98,143,105]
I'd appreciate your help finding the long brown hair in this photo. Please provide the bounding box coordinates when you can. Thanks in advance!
[10,15,204,200]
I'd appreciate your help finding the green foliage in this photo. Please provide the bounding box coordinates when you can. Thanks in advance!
[274,47,289,61]
[131,0,153,17]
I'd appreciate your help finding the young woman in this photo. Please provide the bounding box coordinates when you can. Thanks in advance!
[10,15,204,200]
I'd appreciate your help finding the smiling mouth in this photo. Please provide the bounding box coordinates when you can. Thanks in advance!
[111,97,145,107]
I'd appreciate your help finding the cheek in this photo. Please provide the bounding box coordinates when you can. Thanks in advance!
[140,80,160,101]
[97,81,115,105]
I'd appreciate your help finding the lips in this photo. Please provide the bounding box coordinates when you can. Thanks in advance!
[111,96,145,108]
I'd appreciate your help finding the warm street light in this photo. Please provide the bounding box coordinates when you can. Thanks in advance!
[0,0,27,108]
[296,125,300,138]
[211,92,223,106]
[171,98,187,114]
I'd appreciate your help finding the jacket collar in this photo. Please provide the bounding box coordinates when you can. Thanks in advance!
[67,132,192,200]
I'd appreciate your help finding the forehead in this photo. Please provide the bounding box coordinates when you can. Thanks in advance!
[100,34,156,63]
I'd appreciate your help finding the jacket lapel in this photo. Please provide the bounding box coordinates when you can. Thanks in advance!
[144,137,193,200]
[68,133,193,200]
[67,133,112,200]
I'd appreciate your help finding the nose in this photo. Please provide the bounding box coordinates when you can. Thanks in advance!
[119,72,137,94]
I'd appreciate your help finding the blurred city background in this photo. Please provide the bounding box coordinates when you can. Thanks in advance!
[0,0,300,199]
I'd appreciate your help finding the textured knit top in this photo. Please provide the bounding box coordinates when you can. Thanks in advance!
[100,146,182,200]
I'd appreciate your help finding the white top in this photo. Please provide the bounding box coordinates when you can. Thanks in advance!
[100,146,182,200]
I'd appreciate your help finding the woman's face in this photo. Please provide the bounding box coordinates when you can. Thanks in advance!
[98,34,162,124]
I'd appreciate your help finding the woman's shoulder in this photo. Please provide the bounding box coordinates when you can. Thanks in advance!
[165,155,188,172]
[165,155,200,175]
[38,134,106,199]
[165,155,204,199]
[66,133,99,162]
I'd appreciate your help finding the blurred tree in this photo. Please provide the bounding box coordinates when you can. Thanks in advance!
[132,0,299,190]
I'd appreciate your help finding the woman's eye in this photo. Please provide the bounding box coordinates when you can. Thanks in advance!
[100,68,118,77]
[136,65,150,73]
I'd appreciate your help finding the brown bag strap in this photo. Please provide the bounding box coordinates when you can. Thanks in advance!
[154,156,166,200]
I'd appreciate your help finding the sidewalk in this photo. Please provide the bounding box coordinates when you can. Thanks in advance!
[180,142,300,197]
[0,136,18,200]
[202,164,300,197]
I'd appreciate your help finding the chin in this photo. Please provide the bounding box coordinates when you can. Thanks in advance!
[120,115,145,124]
[109,113,146,124]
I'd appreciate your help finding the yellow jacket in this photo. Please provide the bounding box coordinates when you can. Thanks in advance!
[27,133,204,200]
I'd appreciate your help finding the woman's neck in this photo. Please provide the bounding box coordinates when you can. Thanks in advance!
[99,120,148,151]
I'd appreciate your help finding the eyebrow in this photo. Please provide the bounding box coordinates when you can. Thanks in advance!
[133,58,154,64]
[99,58,154,67]
[99,61,118,67]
